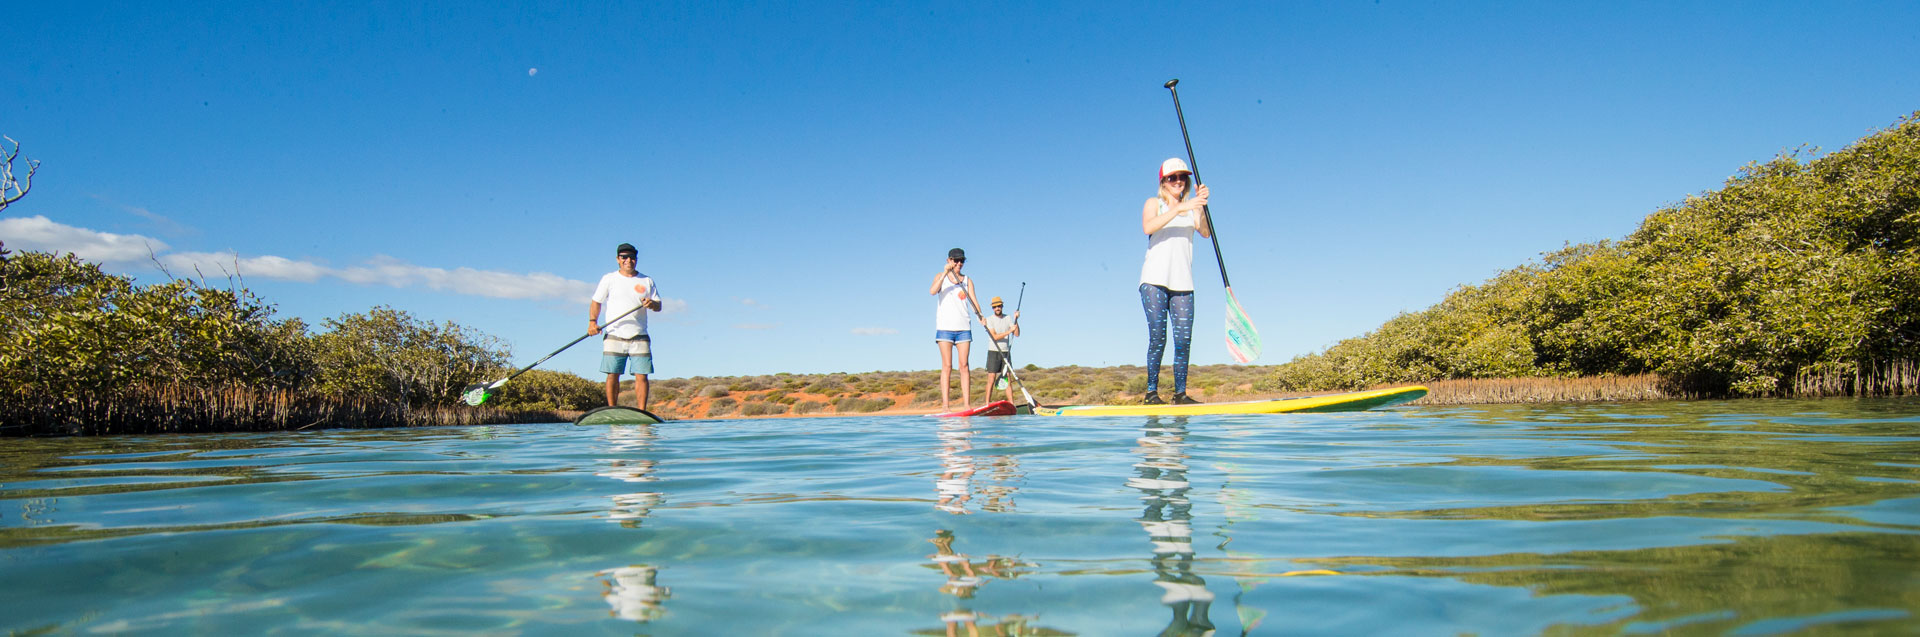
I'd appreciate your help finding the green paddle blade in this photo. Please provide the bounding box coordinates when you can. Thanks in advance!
[461,382,494,406]
[1224,287,1261,363]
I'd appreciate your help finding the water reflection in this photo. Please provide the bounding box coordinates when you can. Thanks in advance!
[936,421,976,514]
[923,528,1045,636]
[591,424,672,623]
[594,564,670,621]
[933,420,1026,515]
[1130,417,1215,636]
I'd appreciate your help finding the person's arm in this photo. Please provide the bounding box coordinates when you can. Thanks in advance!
[930,262,956,295]
[588,300,604,335]
[644,280,662,311]
[1142,186,1211,235]
[1193,184,1212,239]
[1010,312,1021,338]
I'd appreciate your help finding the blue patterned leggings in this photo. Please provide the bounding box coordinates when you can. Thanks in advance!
[1140,283,1195,394]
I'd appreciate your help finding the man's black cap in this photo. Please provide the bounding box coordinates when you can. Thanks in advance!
[616,243,638,256]
[948,248,965,260]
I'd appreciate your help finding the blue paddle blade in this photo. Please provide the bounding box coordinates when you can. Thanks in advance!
[1224,287,1261,363]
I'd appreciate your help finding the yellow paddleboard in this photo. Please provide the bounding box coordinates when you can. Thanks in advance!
[1035,385,1427,417]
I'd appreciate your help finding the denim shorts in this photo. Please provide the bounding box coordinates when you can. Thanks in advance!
[934,329,972,343]
[601,353,654,375]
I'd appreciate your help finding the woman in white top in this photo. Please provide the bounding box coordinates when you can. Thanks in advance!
[930,247,986,411]
[1139,158,1210,405]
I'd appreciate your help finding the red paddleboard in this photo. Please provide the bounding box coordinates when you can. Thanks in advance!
[934,400,1017,418]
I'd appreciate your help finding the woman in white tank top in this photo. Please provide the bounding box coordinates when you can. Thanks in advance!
[1138,158,1210,405]
[930,247,985,411]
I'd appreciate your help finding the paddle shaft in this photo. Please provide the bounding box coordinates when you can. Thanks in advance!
[1165,79,1232,289]
[502,302,647,386]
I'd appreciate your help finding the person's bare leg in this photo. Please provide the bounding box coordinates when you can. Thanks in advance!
[937,341,955,410]
[956,341,971,409]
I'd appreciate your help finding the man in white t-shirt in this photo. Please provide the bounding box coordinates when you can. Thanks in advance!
[589,243,662,409]
[980,296,1021,405]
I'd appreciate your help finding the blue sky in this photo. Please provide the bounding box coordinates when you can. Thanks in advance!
[5,2,1917,380]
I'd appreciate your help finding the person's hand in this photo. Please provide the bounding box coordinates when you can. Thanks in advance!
[588,320,601,336]
[1012,310,1020,321]
[1191,184,1209,207]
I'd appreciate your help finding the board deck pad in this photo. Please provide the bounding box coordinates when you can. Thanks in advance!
[1035,386,1427,417]
[574,406,666,425]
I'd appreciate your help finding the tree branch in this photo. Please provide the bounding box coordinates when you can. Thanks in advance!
[1,135,41,213]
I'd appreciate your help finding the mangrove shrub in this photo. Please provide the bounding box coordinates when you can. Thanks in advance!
[1273,111,1920,396]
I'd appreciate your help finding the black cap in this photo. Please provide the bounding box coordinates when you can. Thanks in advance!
[616,243,637,256]
[948,248,965,260]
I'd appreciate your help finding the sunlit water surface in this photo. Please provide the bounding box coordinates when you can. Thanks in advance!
[4,399,1918,635]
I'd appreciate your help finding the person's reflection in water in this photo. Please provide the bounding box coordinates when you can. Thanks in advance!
[930,529,985,635]
[593,424,671,623]
[1128,416,1215,636]
[596,424,665,528]
[921,528,1050,636]
[595,564,671,621]
[936,420,978,514]
[980,442,1022,513]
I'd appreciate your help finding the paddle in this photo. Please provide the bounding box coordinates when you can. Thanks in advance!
[1165,78,1263,363]
[461,303,647,406]
[994,283,1026,392]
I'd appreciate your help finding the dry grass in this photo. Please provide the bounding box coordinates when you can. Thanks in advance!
[1404,375,1679,406]
[1794,359,1920,398]
[15,361,1913,435]
[2,384,565,437]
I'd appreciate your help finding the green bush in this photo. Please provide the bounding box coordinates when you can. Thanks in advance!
[1269,111,1920,396]
[491,369,601,411]
[833,396,892,412]
[741,402,788,416]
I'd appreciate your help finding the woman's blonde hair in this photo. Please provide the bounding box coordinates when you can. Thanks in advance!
[1157,177,1188,209]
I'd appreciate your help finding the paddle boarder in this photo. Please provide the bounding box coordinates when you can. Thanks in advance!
[981,296,1021,406]
[931,247,986,412]
[1139,158,1209,405]
[589,242,663,410]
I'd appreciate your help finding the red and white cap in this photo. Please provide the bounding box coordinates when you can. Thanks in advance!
[1159,157,1192,179]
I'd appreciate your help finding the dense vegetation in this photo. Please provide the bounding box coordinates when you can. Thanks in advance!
[1272,112,1920,397]
[0,245,596,434]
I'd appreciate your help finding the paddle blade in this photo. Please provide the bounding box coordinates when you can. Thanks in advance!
[461,382,494,406]
[1224,287,1262,363]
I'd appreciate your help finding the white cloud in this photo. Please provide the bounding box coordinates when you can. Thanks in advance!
[852,327,899,336]
[334,256,592,300]
[0,215,166,262]
[733,323,778,330]
[1,215,597,301]
[162,251,330,282]
[660,298,690,314]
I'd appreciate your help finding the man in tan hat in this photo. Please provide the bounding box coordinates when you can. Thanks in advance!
[981,296,1020,405]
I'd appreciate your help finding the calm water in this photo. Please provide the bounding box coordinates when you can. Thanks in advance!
[4,399,1918,635]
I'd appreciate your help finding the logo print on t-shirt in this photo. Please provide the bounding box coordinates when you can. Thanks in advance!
[633,283,648,296]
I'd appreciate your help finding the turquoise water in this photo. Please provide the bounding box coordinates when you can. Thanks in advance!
[4,399,1919,635]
